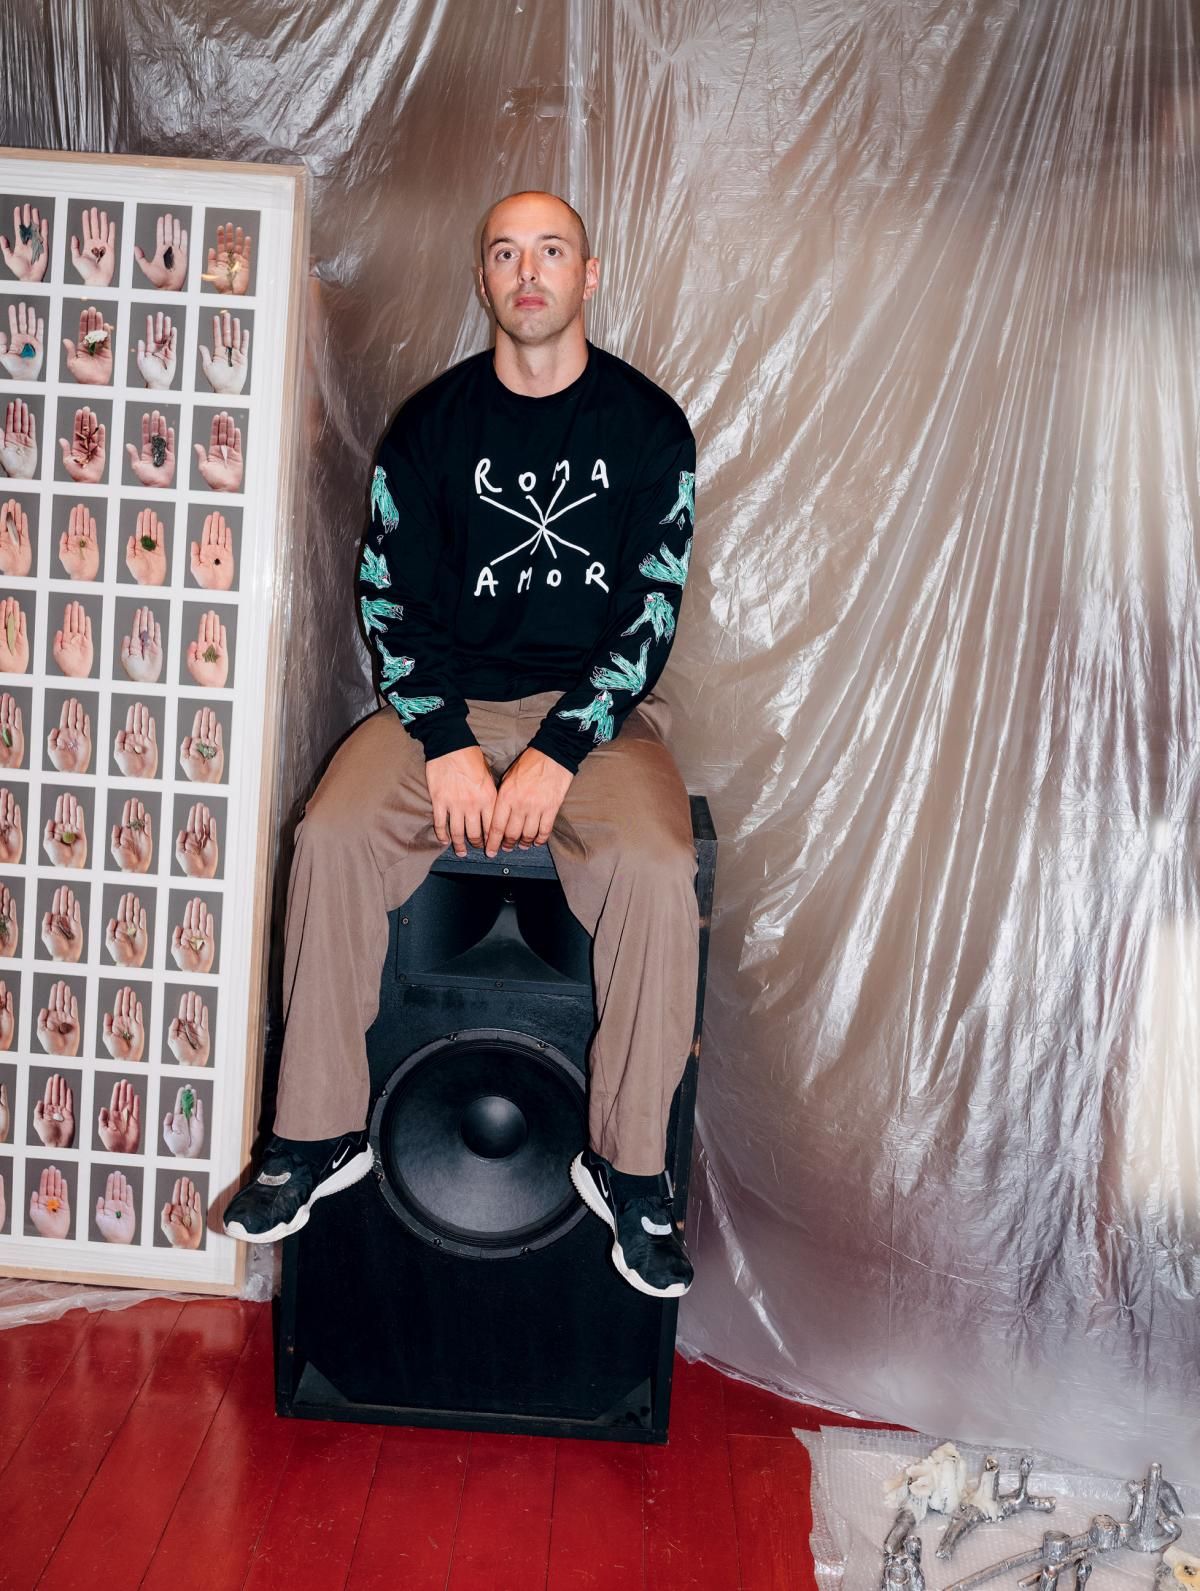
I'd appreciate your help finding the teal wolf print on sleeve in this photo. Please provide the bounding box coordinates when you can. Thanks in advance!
[558,689,615,745]
[371,465,399,534]
[557,460,695,750]
[377,644,414,689]
[386,692,445,726]
[638,536,691,587]
[361,595,404,636]
[622,591,676,642]
[660,469,695,526]
[591,639,650,694]
[359,546,391,589]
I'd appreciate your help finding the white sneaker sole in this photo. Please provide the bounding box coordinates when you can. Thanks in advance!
[223,1147,375,1244]
[569,1151,690,1298]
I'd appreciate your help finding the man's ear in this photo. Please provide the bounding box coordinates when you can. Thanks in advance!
[476,264,491,307]
[582,256,600,303]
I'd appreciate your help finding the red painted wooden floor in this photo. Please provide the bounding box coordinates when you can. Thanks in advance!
[0,1298,880,1590]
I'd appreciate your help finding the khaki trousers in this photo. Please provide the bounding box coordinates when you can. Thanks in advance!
[273,691,700,1175]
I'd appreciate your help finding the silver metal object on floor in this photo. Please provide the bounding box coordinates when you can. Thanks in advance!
[1124,1463,1184,1553]
[937,1456,1057,1560]
[1019,1549,1096,1589]
[944,1462,1184,1591]
[881,1508,926,1590]
[943,1516,1122,1591]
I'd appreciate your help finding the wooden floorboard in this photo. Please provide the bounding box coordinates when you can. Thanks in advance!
[36,1300,255,1591]
[239,1417,383,1591]
[445,1431,558,1590]
[0,1298,877,1590]
[141,1307,297,1591]
[729,1433,817,1591]
[722,1370,818,1440]
[0,1307,95,1476]
[643,1361,741,1591]
[344,1425,470,1591]
[546,1437,645,1590]
[0,1299,183,1591]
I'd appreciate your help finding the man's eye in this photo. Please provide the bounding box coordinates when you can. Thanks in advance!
[546,246,561,256]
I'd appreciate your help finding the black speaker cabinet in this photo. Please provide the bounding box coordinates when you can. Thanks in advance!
[276,796,716,1442]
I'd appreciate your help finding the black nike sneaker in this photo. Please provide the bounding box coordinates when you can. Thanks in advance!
[569,1148,694,1298]
[222,1131,374,1242]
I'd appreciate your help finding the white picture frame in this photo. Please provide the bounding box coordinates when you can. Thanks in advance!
[0,149,308,1292]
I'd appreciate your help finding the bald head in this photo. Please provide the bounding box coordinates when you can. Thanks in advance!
[480,190,591,266]
[477,189,600,367]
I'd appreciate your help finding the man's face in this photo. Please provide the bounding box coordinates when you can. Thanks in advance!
[478,195,598,346]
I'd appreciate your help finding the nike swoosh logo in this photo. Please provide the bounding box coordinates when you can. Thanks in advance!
[331,1144,353,1170]
[258,1171,290,1187]
[641,1216,672,1236]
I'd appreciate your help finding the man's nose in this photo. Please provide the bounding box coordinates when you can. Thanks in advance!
[518,251,539,281]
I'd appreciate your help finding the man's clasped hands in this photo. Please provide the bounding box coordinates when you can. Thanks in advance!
[426,744,573,860]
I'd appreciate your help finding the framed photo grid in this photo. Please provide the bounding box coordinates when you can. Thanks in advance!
[0,150,307,1290]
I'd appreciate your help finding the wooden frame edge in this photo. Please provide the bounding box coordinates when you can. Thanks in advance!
[230,164,312,1296]
[0,1260,240,1295]
[0,147,307,182]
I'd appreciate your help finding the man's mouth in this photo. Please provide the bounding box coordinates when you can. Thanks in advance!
[514,295,546,308]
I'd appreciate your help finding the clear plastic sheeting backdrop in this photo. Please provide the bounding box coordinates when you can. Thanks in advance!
[1,0,1197,1481]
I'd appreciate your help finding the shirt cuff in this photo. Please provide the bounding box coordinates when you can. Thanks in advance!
[527,726,584,777]
[409,714,479,762]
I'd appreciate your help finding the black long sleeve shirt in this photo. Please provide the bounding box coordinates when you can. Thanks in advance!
[357,342,696,775]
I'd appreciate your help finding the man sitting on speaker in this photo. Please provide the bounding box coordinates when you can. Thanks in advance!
[223,190,699,1299]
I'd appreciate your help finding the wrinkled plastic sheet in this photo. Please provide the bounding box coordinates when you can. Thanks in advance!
[0,0,1197,1489]
[801,1426,1200,1591]
[0,1279,191,1328]
[0,1246,274,1329]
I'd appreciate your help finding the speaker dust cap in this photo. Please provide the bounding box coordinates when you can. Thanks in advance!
[369,1028,587,1260]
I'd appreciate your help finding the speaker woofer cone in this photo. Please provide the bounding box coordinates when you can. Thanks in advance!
[369,1028,587,1259]
[459,1094,528,1159]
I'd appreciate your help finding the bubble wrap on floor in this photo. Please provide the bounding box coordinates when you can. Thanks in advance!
[796,1426,1200,1591]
